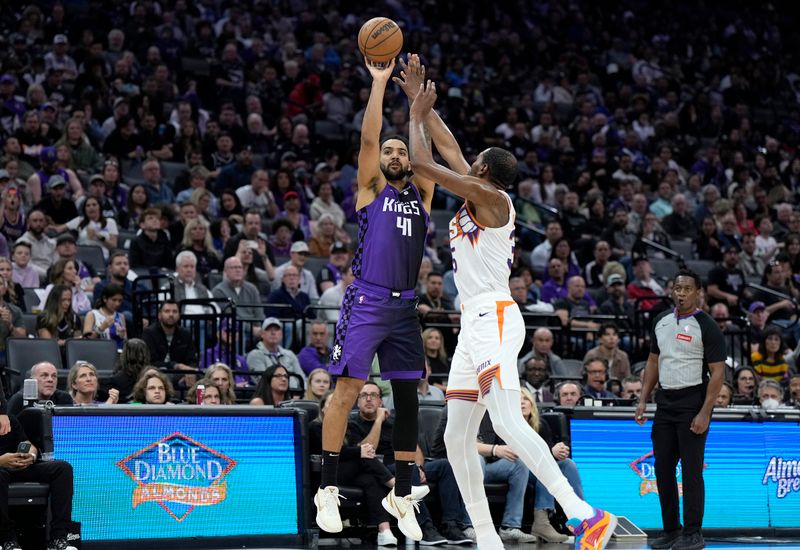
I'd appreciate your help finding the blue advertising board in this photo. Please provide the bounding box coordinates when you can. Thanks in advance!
[570,418,800,528]
[52,411,301,541]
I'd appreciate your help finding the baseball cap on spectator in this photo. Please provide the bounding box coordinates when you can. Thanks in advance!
[261,317,281,330]
[113,97,129,109]
[48,175,67,189]
[0,170,9,181]
[606,274,625,286]
[0,74,16,85]
[40,146,58,164]
[748,301,766,313]
[330,241,348,254]
[53,34,68,45]
[40,102,56,111]
[283,191,299,201]
[56,233,76,245]
[290,241,309,254]
[281,151,297,162]
[314,162,332,173]
[89,174,105,185]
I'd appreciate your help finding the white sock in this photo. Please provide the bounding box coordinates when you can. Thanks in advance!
[484,383,594,521]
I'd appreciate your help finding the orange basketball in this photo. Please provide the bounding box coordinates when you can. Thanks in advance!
[358,17,403,63]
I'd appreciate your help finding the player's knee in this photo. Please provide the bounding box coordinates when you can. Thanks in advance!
[444,421,467,449]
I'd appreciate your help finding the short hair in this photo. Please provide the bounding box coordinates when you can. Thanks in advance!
[621,375,641,387]
[109,250,128,264]
[380,134,408,150]
[12,240,31,252]
[599,322,618,336]
[159,300,179,311]
[674,268,701,289]
[758,379,783,396]
[482,147,518,188]
[426,271,444,280]
[175,250,197,268]
[142,207,161,220]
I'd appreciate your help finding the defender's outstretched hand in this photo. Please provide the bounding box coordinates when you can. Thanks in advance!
[410,81,437,118]
[364,57,396,82]
[393,53,425,101]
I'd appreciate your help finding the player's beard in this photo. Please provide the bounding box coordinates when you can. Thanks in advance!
[380,162,409,182]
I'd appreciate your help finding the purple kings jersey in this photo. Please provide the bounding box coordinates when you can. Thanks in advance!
[352,182,429,291]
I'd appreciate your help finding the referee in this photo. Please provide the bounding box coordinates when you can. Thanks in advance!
[635,269,726,550]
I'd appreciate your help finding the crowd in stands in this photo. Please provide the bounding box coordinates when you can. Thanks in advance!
[1,0,800,545]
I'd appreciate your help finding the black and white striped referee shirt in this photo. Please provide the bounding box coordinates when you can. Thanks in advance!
[650,308,727,390]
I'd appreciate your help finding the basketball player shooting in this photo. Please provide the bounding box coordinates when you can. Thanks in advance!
[408,80,618,550]
[314,57,445,542]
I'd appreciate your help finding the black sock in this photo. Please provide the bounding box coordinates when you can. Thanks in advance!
[394,460,415,497]
[320,450,340,489]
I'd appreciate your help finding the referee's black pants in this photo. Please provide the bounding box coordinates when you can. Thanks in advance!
[651,385,708,535]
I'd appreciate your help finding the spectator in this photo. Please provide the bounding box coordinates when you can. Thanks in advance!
[539,258,569,304]
[218,188,245,224]
[54,196,119,259]
[648,181,675,220]
[598,274,634,318]
[530,220,563,275]
[739,232,765,278]
[319,261,353,323]
[583,322,631,380]
[417,271,457,352]
[317,242,350,294]
[0,186,25,245]
[131,370,174,405]
[732,366,757,404]
[29,146,84,205]
[129,208,173,270]
[212,256,264,323]
[0,274,26,367]
[141,158,174,206]
[554,276,599,336]
[185,380,223,405]
[41,258,92,315]
[204,363,239,405]
[17,209,56,279]
[310,179,346,228]
[601,208,637,259]
[36,283,82,356]
[280,191,311,240]
[307,213,338,257]
[215,145,256,190]
[173,251,214,313]
[555,381,583,407]
[246,317,305,387]
[757,379,784,409]
[544,238,580,282]
[178,219,222,276]
[297,321,332,376]
[82,284,127,350]
[694,216,723,263]
[249,364,290,406]
[633,212,671,260]
[748,301,768,355]
[11,242,39,288]
[520,388,582,543]
[68,361,119,405]
[0,260,24,313]
[582,358,616,400]
[788,374,800,407]
[751,327,791,382]
[36,175,78,225]
[422,328,450,385]
[236,169,278,218]
[141,301,198,387]
[0,412,77,550]
[272,241,320,300]
[518,328,566,378]
[224,209,274,270]
[715,382,733,408]
[92,251,133,326]
[755,216,779,263]
[303,368,332,402]
[626,257,665,311]
[122,183,149,231]
[346,382,452,545]
[474,411,538,543]
[753,262,797,333]
[108,338,149,403]
[6,362,73,416]
[660,194,699,241]
[584,241,612,289]
[520,357,554,402]
[621,376,643,401]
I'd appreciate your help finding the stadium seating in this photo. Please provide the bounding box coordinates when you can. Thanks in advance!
[7,338,62,372]
[65,338,119,371]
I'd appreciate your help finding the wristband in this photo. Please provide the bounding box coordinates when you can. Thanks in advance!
[491,444,497,457]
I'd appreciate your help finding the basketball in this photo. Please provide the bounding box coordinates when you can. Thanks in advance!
[358,17,403,63]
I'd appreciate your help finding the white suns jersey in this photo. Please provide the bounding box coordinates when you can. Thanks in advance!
[448,192,516,302]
